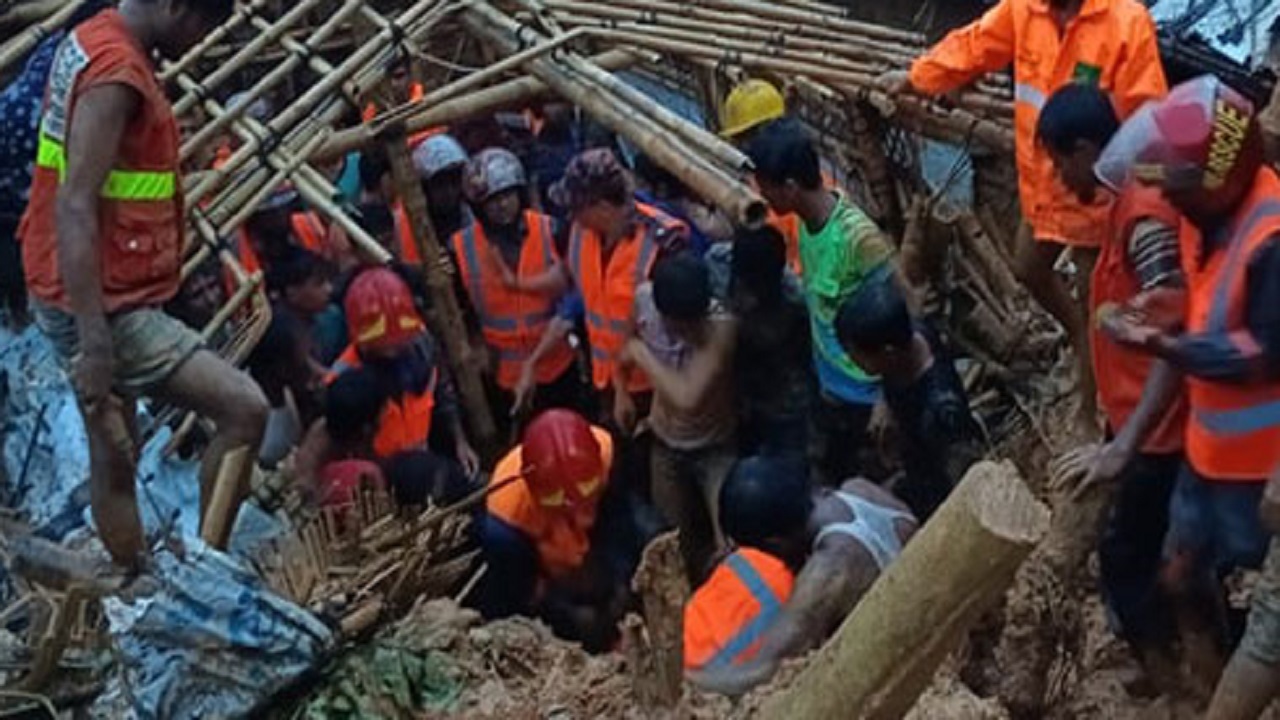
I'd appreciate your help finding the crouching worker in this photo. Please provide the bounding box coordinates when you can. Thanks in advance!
[20,0,265,568]
[687,455,917,695]
[296,267,480,485]
[477,409,627,650]
[835,274,983,519]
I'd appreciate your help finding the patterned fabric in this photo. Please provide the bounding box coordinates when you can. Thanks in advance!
[0,33,63,219]
[548,148,629,211]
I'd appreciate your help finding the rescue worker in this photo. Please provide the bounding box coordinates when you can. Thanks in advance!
[295,266,480,482]
[409,133,473,249]
[1094,75,1280,683]
[745,119,897,485]
[1035,82,1186,676]
[478,409,628,650]
[20,0,266,568]
[450,148,581,420]
[687,455,917,695]
[880,0,1167,437]
[545,149,689,432]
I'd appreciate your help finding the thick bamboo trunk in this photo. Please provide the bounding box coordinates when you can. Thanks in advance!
[0,0,83,74]
[382,132,497,452]
[759,460,1049,720]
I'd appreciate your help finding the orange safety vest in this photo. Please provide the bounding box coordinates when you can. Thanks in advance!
[289,211,327,254]
[392,203,424,265]
[568,202,687,392]
[684,549,795,671]
[909,0,1166,247]
[327,344,439,459]
[1181,166,1280,481]
[1091,183,1187,454]
[451,210,575,390]
[21,9,184,314]
[486,426,615,579]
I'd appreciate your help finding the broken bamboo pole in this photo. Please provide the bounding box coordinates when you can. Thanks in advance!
[759,460,1049,720]
[382,129,498,452]
[315,49,638,161]
[462,1,765,226]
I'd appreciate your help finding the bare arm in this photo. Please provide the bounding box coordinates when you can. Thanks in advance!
[626,318,737,413]
[57,84,140,402]
[688,546,862,696]
[1113,359,1182,457]
[514,259,571,296]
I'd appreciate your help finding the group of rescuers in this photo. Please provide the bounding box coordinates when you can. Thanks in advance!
[11,0,1280,709]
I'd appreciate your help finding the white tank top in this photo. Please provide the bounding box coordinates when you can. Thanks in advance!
[812,491,912,571]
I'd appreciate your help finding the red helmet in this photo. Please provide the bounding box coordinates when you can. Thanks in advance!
[343,267,425,354]
[1096,75,1262,206]
[521,409,604,507]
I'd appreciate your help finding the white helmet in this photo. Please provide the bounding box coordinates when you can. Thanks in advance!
[463,147,527,203]
[411,134,468,180]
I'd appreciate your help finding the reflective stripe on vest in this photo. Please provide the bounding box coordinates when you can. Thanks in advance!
[1192,198,1280,440]
[36,133,176,201]
[1014,82,1046,111]
[457,216,558,334]
[706,553,787,670]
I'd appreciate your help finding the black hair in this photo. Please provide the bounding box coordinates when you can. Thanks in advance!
[1036,83,1121,155]
[835,273,913,352]
[177,0,234,23]
[652,252,711,321]
[383,450,473,509]
[269,246,333,292]
[356,202,396,242]
[326,368,386,447]
[720,455,813,549]
[731,225,787,298]
[358,150,391,195]
[633,154,684,199]
[745,118,822,190]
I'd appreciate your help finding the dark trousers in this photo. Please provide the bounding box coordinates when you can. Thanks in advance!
[489,365,590,443]
[0,215,27,323]
[1099,451,1180,648]
[810,395,873,486]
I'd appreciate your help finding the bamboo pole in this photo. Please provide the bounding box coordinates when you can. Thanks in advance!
[462,2,765,226]
[248,17,343,78]
[177,0,368,162]
[557,52,751,172]
[683,0,923,45]
[0,0,83,74]
[382,129,497,451]
[159,0,272,83]
[171,0,332,116]
[759,461,1049,720]
[315,49,639,161]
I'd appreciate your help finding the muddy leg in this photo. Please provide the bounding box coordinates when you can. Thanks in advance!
[81,396,145,570]
[155,350,268,548]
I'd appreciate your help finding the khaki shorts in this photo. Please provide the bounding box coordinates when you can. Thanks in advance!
[1241,537,1280,667]
[33,301,203,398]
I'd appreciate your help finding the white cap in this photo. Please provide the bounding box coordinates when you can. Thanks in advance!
[412,134,468,179]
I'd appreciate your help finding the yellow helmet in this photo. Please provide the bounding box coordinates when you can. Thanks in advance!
[719,79,786,139]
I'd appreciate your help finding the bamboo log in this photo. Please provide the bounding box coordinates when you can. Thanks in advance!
[382,130,498,451]
[759,460,1049,720]
[0,0,83,74]
[682,0,924,45]
[462,2,765,226]
[159,0,272,83]
[955,211,1021,311]
[315,49,638,161]
[248,17,343,78]
[201,445,252,550]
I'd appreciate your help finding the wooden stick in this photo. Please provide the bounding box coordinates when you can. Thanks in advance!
[759,460,1048,720]
[383,129,498,450]
[247,16,343,78]
[200,445,252,550]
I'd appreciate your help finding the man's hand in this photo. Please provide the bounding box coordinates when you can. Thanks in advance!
[612,387,637,435]
[618,339,642,371]
[72,321,114,408]
[876,69,912,96]
[511,365,537,418]
[455,438,480,478]
[1099,308,1166,351]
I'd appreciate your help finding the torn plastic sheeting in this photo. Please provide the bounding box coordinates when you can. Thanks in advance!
[94,540,335,720]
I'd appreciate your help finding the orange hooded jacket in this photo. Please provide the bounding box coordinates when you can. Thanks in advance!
[909,0,1166,247]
